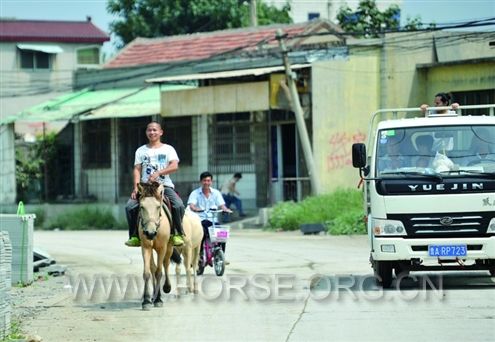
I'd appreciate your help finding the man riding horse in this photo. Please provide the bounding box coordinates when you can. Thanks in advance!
[125,121,185,247]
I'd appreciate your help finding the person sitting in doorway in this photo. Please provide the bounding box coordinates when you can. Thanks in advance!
[221,172,246,220]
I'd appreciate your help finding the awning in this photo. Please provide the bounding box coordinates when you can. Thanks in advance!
[1,85,196,124]
[81,84,194,120]
[146,64,311,83]
[17,43,63,54]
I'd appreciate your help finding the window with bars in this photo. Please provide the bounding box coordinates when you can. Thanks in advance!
[162,117,192,166]
[20,50,50,69]
[211,113,252,166]
[77,47,100,65]
[452,89,495,116]
[82,119,111,168]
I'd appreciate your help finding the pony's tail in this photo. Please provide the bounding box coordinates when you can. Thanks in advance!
[171,248,182,264]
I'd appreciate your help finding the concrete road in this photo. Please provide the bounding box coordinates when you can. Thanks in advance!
[19,230,495,342]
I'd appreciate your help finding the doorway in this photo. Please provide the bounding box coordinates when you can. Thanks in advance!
[270,123,310,203]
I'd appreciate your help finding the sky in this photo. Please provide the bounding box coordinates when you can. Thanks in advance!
[1,0,494,57]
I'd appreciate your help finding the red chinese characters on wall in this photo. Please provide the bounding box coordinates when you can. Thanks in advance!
[326,131,366,171]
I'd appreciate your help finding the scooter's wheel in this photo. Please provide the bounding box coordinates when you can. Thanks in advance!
[197,254,205,276]
[214,249,225,276]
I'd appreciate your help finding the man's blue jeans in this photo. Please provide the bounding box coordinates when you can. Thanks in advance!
[222,194,245,221]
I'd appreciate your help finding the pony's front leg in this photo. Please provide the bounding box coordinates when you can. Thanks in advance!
[153,248,165,307]
[175,257,181,297]
[141,247,153,311]
[183,247,193,293]
[162,243,173,294]
[191,246,200,294]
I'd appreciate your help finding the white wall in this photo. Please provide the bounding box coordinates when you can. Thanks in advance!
[0,41,102,97]
[0,124,16,205]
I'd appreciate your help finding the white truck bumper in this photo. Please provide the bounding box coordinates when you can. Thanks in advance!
[371,236,495,261]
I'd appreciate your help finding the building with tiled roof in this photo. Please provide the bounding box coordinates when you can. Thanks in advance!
[0,18,109,43]
[104,20,342,69]
[0,17,110,204]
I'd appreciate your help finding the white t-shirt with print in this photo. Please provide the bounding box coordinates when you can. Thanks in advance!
[134,143,179,188]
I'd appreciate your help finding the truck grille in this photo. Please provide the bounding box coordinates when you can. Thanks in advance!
[387,212,494,238]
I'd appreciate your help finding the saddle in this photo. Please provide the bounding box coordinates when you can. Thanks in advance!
[161,196,173,225]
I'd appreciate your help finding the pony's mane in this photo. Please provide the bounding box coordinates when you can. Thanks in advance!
[139,182,161,200]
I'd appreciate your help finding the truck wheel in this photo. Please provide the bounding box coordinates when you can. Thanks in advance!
[395,263,410,277]
[374,261,393,288]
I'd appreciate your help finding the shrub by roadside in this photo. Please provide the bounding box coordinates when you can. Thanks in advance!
[41,207,127,230]
[267,189,366,235]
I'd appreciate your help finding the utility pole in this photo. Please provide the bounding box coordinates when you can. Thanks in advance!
[276,29,321,195]
[250,0,258,27]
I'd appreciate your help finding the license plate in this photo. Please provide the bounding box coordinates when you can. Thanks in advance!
[428,245,467,257]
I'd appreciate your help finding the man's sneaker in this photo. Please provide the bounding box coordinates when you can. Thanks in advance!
[125,236,140,247]
[171,234,184,246]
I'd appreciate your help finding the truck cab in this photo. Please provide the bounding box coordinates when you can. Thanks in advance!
[352,106,495,287]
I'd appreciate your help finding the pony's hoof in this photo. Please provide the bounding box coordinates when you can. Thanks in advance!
[163,283,171,294]
[142,303,152,311]
[154,301,163,308]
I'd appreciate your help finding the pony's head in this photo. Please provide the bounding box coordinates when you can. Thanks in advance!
[138,182,164,241]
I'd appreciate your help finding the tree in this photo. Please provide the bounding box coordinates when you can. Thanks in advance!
[337,0,423,37]
[16,133,57,202]
[107,0,292,47]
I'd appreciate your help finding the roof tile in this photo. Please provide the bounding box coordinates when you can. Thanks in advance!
[105,20,342,69]
[0,19,109,43]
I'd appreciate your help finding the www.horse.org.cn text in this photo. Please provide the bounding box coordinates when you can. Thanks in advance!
[63,273,445,303]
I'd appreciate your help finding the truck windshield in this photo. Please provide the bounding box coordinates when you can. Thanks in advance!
[376,125,495,177]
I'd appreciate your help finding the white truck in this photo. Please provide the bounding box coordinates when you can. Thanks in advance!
[352,105,495,287]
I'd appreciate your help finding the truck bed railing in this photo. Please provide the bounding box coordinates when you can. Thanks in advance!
[366,104,495,150]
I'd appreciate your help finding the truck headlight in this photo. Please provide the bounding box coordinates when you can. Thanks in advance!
[488,218,495,233]
[372,218,406,236]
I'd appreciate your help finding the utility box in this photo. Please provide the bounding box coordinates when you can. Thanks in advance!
[0,214,35,285]
[0,231,12,339]
[299,223,326,235]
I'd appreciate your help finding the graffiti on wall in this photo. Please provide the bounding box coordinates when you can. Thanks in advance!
[326,131,367,171]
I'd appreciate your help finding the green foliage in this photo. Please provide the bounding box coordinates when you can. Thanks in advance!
[402,15,436,31]
[254,1,292,26]
[336,0,427,37]
[45,207,126,230]
[107,0,292,46]
[268,189,366,235]
[328,209,367,235]
[15,133,58,202]
[2,319,25,341]
[337,0,400,37]
[32,208,46,228]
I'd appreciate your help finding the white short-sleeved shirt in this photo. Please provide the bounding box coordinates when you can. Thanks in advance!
[187,187,225,222]
[134,143,179,188]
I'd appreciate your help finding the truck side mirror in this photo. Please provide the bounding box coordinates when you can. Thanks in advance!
[352,143,367,168]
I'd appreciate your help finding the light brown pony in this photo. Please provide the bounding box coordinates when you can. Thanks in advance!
[172,210,204,295]
[137,182,173,310]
